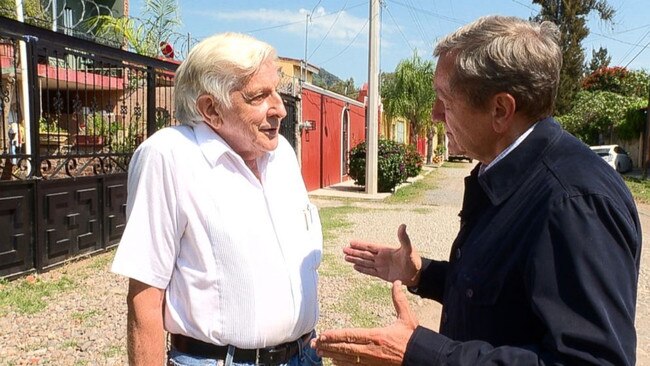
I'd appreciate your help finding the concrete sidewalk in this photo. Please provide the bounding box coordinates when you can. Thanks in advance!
[308,165,436,201]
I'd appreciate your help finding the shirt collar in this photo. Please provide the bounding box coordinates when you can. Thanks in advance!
[479,121,538,176]
[192,121,274,169]
[477,117,564,206]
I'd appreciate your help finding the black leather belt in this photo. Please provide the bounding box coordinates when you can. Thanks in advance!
[170,331,312,365]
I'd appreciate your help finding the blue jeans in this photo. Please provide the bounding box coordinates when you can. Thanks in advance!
[167,333,322,366]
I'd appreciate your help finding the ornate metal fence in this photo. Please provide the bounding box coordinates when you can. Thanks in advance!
[0,16,178,278]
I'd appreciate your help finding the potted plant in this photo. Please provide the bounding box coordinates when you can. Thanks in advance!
[75,113,112,147]
[38,117,68,146]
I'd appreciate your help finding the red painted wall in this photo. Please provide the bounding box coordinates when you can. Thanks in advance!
[300,88,367,191]
[301,89,323,192]
[321,97,343,188]
[417,137,427,157]
[349,104,366,150]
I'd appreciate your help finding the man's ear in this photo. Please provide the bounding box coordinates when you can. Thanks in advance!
[196,94,222,129]
[491,92,516,134]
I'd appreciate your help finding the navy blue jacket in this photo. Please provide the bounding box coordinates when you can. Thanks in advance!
[404,118,641,365]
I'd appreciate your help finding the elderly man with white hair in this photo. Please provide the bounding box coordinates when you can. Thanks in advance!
[112,33,323,366]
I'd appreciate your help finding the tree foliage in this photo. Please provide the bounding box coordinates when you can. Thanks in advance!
[313,69,359,99]
[348,139,422,193]
[582,67,649,98]
[0,0,51,28]
[563,67,649,144]
[558,90,646,144]
[88,0,181,57]
[587,46,611,74]
[533,0,615,115]
[381,53,435,147]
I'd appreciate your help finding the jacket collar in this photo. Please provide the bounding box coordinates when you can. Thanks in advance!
[477,117,564,206]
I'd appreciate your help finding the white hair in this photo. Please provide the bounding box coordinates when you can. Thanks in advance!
[174,32,277,126]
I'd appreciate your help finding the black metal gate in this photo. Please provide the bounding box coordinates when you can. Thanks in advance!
[0,16,177,278]
[280,95,298,149]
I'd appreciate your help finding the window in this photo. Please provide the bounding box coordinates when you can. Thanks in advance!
[395,121,405,144]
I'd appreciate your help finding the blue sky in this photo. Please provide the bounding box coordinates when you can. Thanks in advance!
[131,0,649,86]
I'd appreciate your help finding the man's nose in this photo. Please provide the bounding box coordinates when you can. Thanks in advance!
[270,92,287,120]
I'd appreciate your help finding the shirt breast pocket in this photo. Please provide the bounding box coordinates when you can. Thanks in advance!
[290,203,323,270]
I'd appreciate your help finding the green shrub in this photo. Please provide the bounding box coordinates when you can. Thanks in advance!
[349,138,416,192]
[403,144,423,179]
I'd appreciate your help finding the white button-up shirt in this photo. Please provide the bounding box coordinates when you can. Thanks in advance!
[112,122,322,348]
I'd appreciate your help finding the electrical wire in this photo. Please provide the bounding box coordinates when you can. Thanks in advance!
[384,4,415,53]
[403,0,431,50]
[317,19,369,66]
[591,31,649,47]
[189,2,366,38]
[623,38,650,68]
[309,0,350,60]
[388,0,464,25]
[310,0,324,17]
[617,28,650,66]
[510,0,538,11]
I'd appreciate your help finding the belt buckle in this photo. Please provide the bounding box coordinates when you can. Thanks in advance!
[260,346,287,365]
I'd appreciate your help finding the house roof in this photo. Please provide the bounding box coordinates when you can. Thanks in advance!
[278,56,320,74]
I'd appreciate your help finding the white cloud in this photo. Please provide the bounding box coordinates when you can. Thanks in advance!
[193,6,369,45]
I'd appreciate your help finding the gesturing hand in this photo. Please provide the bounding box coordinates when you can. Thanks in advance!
[343,224,422,287]
[312,281,419,365]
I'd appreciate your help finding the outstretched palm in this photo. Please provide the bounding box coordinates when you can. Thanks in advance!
[343,224,422,286]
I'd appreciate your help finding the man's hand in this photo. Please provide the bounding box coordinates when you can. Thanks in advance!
[344,224,422,287]
[312,281,418,365]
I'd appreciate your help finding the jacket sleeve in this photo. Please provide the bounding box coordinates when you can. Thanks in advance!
[407,258,449,302]
[404,193,641,365]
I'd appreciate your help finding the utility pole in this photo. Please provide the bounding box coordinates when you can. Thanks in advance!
[15,0,31,156]
[642,82,650,180]
[302,13,309,83]
[365,0,380,194]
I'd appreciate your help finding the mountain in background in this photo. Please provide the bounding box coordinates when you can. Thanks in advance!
[313,68,359,100]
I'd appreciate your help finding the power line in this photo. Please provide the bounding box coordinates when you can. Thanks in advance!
[388,0,464,25]
[402,0,431,50]
[623,38,650,68]
[309,0,350,60]
[310,0,324,17]
[617,28,650,66]
[317,19,369,66]
[510,0,538,11]
[612,23,650,34]
[192,2,366,38]
[384,4,414,53]
[590,31,650,47]
[246,19,306,34]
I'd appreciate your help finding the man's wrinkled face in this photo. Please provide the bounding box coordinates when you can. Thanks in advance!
[216,58,287,161]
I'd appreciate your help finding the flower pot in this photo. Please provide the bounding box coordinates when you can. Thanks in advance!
[74,135,104,147]
[39,132,69,146]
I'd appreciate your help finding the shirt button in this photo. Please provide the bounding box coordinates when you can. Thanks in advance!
[466,288,474,298]
[456,248,462,259]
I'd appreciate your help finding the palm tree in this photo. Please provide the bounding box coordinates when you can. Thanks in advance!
[88,0,181,57]
[381,53,436,162]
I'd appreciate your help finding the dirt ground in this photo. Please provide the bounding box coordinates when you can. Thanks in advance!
[1,163,648,365]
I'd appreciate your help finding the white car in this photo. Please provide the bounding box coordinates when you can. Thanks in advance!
[590,145,633,173]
